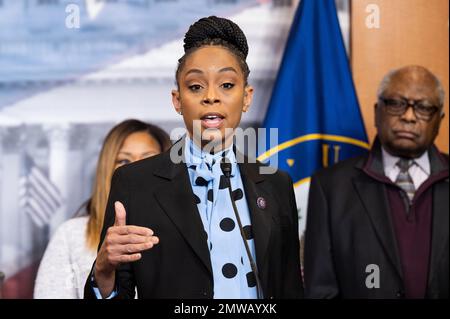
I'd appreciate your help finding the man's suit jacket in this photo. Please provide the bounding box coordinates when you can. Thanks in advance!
[84,140,303,299]
[304,140,448,299]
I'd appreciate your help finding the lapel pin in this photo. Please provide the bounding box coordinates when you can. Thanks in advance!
[257,197,266,210]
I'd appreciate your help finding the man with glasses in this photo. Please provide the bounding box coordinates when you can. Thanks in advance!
[304,65,448,298]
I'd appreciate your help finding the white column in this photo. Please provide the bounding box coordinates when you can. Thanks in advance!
[66,124,88,217]
[44,124,70,236]
[0,126,24,277]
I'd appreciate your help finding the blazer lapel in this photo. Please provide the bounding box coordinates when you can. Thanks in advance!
[153,148,213,276]
[428,174,449,288]
[353,177,404,280]
[352,140,404,280]
[239,160,275,290]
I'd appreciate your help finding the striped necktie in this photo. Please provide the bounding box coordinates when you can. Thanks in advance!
[395,158,415,204]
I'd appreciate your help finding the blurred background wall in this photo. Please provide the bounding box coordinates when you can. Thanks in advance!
[351,0,449,151]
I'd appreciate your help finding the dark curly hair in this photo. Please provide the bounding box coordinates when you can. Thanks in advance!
[175,16,250,86]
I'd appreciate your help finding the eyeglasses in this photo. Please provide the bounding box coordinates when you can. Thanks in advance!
[379,97,440,121]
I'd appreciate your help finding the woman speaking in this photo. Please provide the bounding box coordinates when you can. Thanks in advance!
[84,16,303,299]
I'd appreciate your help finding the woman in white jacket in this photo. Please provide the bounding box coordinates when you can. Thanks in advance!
[34,119,171,299]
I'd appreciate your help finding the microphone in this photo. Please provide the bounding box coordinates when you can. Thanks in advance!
[220,160,263,299]
[220,161,232,179]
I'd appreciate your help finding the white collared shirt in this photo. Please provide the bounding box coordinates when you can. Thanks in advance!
[382,147,431,190]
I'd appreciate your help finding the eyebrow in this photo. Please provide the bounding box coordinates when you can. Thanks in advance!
[219,67,238,74]
[184,67,238,77]
[185,68,203,77]
[385,95,436,103]
[118,151,156,157]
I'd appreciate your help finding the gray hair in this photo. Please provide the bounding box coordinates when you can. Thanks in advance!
[377,66,446,115]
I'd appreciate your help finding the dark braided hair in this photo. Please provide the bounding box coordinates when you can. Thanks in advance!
[175,16,250,86]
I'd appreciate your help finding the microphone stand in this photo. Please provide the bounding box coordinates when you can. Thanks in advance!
[220,161,263,299]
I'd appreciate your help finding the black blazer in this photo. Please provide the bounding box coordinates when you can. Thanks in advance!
[304,140,449,299]
[84,140,303,299]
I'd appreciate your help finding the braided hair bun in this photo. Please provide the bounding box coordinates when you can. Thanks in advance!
[176,16,250,86]
[183,16,248,59]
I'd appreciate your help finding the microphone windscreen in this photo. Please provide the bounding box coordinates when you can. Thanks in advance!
[220,161,232,178]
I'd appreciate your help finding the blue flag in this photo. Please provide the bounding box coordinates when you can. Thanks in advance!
[258,0,369,234]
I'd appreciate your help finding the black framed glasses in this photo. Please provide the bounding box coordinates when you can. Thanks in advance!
[379,97,440,121]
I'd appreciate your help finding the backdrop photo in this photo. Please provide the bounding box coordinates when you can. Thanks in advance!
[0,0,351,298]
